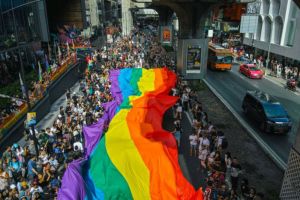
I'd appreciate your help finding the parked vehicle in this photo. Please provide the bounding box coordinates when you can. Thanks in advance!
[286,77,297,91]
[239,64,264,79]
[242,91,292,134]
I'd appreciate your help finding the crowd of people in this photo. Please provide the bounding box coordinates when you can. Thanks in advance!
[0,35,78,129]
[0,21,271,200]
[0,25,174,200]
[235,46,300,81]
[171,79,265,200]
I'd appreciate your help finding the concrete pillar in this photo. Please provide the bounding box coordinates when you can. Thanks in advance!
[177,3,212,39]
[121,0,133,36]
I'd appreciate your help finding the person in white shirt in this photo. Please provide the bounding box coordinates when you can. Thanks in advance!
[189,132,198,157]
[73,141,83,152]
[201,135,210,148]
[198,144,209,170]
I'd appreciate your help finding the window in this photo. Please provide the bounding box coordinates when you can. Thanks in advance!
[262,0,270,15]
[272,0,280,16]
[286,20,296,46]
[256,16,263,40]
[286,4,298,46]
[274,16,283,44]
[264,17,272,42]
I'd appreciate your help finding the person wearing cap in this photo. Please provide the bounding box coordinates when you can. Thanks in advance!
[17,178,29,197]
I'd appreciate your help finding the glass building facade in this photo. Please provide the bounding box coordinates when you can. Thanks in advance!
[0,0,49,50]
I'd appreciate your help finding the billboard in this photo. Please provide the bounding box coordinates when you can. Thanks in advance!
[160,26,172,46]
[240,15,259,33]
[177,39,209,79]
[186,45,201,73]
[221,22,240,32]
[26,112,37,127]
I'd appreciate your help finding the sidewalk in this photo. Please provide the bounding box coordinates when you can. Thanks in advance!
[17,82,80,147]
[263,68,300,94]
[234,60,300,94]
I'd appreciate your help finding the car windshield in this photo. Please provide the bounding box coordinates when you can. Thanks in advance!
[263,104,288,118]
[217,56,233,64]
[249,67,260,71]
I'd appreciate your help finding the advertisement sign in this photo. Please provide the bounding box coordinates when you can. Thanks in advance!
[247,2,261,14]
[177,39,208,79]
[240,15,259,33]
[222,22,240,32]
[186,45,201,73]
[27,112,36,127]
[160,26,172,46]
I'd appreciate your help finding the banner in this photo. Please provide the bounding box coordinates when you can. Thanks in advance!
[58,68,203,200]
[26,112,36,127]
[160,26,173,46]
[187,45,201,72]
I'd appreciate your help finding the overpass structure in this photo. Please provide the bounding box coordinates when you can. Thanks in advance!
[146,0,254,79]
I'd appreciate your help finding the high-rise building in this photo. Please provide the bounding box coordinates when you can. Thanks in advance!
[121,0,134,36]
[0,0,49,45]
[243,0,300,63]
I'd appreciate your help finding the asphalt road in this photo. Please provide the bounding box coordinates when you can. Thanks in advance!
[163,109,207,190]
[205,63,300,163]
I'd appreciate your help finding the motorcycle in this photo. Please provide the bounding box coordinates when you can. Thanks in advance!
[286,77,297,91]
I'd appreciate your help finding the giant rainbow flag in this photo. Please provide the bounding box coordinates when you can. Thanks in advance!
[58,68,203,200]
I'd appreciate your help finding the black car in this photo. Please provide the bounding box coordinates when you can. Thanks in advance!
[242,91,292,134]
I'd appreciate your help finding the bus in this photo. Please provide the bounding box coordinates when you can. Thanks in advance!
[208,43,233,71]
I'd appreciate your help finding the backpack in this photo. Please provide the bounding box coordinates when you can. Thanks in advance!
[222,137,228,149]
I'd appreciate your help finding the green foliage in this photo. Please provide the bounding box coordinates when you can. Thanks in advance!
[0,70,38,109]
[0,71,38,97]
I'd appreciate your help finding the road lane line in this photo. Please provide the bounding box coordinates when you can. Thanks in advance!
[203,79,287,171]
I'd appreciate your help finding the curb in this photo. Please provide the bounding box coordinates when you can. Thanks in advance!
[203,79,287,171]
[263,75,300,93]
[234,61,300,94]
